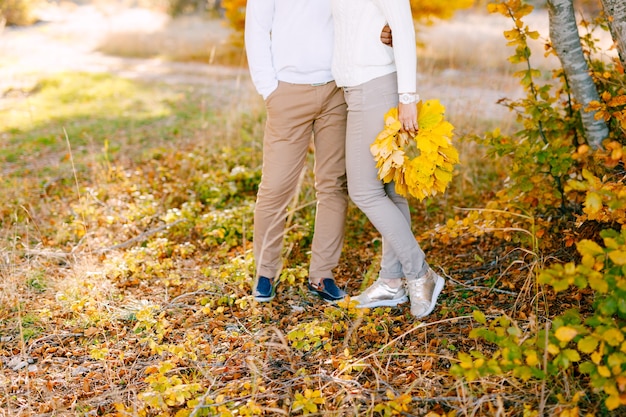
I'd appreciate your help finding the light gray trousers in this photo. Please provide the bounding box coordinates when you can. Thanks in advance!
[343,72,428,281]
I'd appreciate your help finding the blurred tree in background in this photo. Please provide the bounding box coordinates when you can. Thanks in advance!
[167,0,222,17]
[410,0,474,22]
[220,0,475,47]
[0,0,38,26]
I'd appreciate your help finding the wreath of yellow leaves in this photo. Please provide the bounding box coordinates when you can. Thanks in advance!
[370,99,460,201]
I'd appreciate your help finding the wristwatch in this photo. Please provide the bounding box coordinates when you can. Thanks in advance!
[399,93,419,104]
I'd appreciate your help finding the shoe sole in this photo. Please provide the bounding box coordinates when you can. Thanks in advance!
[253,291,276,302]
[355,295,409,309]
[307,282,346,303]
[308,288,345,303]
[414,275,445,318]
[254,295,275,302]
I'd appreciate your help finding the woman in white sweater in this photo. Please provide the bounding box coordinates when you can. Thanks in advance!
[331,0,445,318]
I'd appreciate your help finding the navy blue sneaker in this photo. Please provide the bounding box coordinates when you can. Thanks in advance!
[253,276,276,302]
[308,278,346,302]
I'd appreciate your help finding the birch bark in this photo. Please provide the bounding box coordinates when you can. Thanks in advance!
[547,0,609,149]
[600,0,626,68]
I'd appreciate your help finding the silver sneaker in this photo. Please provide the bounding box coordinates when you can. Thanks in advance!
[353,279,408,308]
[406,268,445,318]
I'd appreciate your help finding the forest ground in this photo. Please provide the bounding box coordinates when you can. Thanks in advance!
[1,1,612,416]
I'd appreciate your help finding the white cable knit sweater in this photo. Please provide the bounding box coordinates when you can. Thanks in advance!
[331,0,417,94]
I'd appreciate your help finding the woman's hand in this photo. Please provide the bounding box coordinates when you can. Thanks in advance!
[398,102,418,134]
[380,24,392,47]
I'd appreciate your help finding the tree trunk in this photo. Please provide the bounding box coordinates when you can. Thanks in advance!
[600,0,626,68]
[547,0,609,149]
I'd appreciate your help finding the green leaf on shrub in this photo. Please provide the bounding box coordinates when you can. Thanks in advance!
[608,250,626,266]
[577,335,599,354]
[598,297,618,316]
[473,310,487,324]
[578,361,596,375]
[577,240,604,257]
[603,237,620,250]
[554,326,578,343]
[512,365,533,381]
[607,352,626,369]
[602,328,624,346]
[562,349,581,363]
[587,269,609,293]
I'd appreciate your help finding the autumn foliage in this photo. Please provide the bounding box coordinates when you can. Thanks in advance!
[370,100,459,200]
[1,0,626,416]
[443,1,626,413]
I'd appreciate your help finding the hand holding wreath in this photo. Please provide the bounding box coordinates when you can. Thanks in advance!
[370,99,460,201]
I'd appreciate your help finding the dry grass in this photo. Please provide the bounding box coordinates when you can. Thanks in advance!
[96,8,241,65]
[418,9,561,73]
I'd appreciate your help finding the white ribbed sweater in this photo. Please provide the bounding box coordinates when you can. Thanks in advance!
[331,0,417,93]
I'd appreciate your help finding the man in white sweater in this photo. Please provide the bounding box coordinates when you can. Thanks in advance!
[245,0,392,303]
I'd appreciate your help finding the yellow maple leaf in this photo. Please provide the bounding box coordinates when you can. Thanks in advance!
[373,132,397,152]
[384,107,399,123]
[390,150,406,167]
[434,168,453,183]
[417,135,440,154]
[418,100,445,129]
[378,158,394,181]
[439,146,460,163]
[440,161,455,172]
[414,159,435,175]
[397,131,411,148]
[434,181,447,193]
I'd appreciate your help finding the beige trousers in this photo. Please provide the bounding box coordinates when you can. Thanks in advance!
[254,81,349,280]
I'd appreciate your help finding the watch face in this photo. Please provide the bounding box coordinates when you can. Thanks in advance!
[399,93,418,104]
